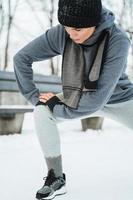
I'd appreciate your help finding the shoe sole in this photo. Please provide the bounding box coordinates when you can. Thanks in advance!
[36,185,67,200]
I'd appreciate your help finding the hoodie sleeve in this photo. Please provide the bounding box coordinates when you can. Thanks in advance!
[13,24,65,106]
[52,34,131,119]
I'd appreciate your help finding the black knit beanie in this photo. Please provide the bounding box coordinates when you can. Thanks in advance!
[58,0,102,28]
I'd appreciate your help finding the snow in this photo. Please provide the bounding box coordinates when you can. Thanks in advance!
[0,113,133,200]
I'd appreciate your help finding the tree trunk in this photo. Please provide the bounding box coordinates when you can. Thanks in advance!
[3,0,12,70]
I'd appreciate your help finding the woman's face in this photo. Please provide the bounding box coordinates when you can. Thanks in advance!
[64,26,96,44]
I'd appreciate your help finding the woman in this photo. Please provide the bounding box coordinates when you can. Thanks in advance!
[13,0,133,199]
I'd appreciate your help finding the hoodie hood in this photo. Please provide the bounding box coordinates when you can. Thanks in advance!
[81,6,115,46]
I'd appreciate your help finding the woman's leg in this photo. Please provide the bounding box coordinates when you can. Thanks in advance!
[33,98,102,178]
[33,92,77,178]
[33,91,103,177]
[101,99,133,130]
[34,93,133,178]
[33,105,64,177]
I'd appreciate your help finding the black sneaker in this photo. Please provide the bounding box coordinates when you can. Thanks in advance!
[36,169,67,200]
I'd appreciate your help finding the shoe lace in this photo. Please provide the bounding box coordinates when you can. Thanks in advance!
[42,170,64,187]
[43,176,47,181]
[42,170,56,186]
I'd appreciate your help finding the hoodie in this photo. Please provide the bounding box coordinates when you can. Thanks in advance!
[13,6,133,119]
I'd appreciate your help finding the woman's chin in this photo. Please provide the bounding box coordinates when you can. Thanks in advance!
[73,39,82,44]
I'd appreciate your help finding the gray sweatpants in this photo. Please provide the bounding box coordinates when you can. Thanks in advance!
[33,94,133,176]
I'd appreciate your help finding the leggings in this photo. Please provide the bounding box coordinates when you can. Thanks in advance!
[33,96,133,176]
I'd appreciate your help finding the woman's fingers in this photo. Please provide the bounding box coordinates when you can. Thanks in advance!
[40,92,54,97]
[39,98,47,103]
[39,92,55,102]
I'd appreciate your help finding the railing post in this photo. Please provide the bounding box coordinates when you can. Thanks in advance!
[81,117,104,131]
[0,91,27,135]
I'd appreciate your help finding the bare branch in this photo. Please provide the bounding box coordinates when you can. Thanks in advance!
[13,0,21,17]
[0,0,4,38]
[12,22,37,40]
[26,0,45,31]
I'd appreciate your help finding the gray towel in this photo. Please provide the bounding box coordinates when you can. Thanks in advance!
[61,26,114,109]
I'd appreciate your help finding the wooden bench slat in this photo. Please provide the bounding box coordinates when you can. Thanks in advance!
[0,71,62,93]
[0,71,104,133]
[0,71,62,84]
[0,81,62,93]
[0,105,34,114]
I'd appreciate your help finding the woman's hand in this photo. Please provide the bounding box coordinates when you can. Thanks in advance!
[39,92,55,103]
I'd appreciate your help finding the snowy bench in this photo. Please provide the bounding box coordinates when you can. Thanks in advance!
[0,71,104,134]
[0,105,34,117]
[0,70,62,118]
[0,70,62,93]
[0,71,62,134]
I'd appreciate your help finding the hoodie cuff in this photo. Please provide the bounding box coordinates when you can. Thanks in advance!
[36,96,64,112]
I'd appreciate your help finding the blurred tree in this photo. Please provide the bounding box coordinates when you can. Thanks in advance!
[0,0,4,67]
[119,0,133,77]
[38,0,59,75]
[0,0,4,37]
[103,0,133,78]
[1,0,20,70]
[0,0,132,76]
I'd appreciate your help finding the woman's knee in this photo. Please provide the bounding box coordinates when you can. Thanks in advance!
[34,104,48,115]
[33,105,50,120]
[33,105,57,124]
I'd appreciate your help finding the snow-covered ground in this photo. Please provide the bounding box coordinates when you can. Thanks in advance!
[0,113,133,200]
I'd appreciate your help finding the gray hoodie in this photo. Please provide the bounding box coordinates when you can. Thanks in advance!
[13,7,133,119]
